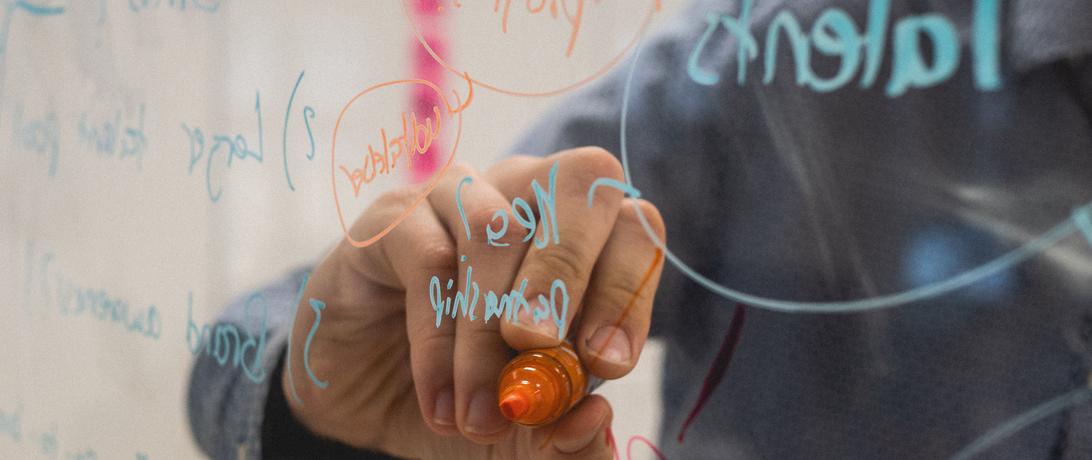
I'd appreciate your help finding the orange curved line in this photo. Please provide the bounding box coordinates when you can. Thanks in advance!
[445,72,475,114]
[588,248,663,369]
[402,0,661,98]
[331,79,464,248]
[537,250,664,453]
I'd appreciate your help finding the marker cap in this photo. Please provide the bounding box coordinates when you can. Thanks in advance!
[497,342,589,427]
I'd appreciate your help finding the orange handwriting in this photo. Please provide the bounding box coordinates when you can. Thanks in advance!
[491,0,588,57]
[339,106,442,197]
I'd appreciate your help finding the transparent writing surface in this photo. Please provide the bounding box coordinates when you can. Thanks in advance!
[3,1,1090,459]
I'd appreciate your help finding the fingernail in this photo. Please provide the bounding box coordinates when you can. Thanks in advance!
[554,412,610,454]
[433,388,455,427]
[466,388,508,435]
[586,326,632,366]
[515,299,559,340]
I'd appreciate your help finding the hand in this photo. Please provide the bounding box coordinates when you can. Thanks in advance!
[283,147,667,459]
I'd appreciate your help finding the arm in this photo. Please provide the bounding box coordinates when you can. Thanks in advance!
[186,267,404,459]
[186,1,726,457]
[185,267,312,459]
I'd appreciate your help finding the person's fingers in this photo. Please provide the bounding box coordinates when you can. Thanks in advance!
[496,147,627,351]
[427,164,529,443]
[482,154,541,197]
[576,199,666,379]
[532,394,614,459]
[354,189,461,436]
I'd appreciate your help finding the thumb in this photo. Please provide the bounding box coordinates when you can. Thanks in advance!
[540,395,615,459]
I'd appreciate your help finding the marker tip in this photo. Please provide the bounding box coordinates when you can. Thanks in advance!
[499,392,530,420]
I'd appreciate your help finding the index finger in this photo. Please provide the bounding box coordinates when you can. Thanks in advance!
[493,147,627,350]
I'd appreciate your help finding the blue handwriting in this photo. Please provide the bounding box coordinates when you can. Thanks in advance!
[0,403,20,443]
[283,272,331,405]
[182,92,265,202]
[429,258,570,340]
[281,70,317,191]
[303,298,328,389]
[23,241,161,340]
[456,160,560,248]
[77,104,147,170]
[0,1,64,128]
[11,102,59,176]
[687,0,1001,97]
[183,73,318,202]
[186,292,268,384]
[128,0,219,13]
[439,161,568,338]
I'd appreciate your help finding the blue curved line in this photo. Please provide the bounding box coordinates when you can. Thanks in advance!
[303,298,329,389]
[281,70,305,192]
[1072,205,1092,246]
[284,272,311,406]
[14,1,64,16]
[303,106,316,160]
[587,177,641,208]
[949,388,1092,460]
[456,176,474,241]
[617,37,1084,313]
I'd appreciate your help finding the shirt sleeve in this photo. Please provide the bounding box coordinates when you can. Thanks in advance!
[186,267,407,459]
[186,267,409,459]
[184,267,303,459]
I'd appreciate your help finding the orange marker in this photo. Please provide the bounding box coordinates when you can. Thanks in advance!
[497,341,601,427]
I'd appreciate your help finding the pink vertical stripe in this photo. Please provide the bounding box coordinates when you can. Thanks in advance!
[410,0,447,183]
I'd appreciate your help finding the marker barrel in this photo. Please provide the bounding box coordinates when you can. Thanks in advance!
[496,342,601,427]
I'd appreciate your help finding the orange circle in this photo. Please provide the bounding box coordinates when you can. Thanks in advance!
[330,79,463,248]
[403,0,662,98]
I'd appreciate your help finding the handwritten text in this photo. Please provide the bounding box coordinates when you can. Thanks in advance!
[77,104,148,170]
[186,292,269,384]
[688,0,1001,96]
[339,106,442,197]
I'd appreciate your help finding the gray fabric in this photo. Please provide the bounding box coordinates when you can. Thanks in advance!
[188,1,1092,459]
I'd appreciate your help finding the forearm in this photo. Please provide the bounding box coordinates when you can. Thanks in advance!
[185,268,307,459]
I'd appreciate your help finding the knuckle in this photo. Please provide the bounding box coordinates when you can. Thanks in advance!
[465,205,510,235]
[457,328,506,355]
[484,156,538,192]
[373,186,420,210]
[407,321,440,348]
[350,187,423,241]
[568,146,624,182]
[530,243,590,289]
[408,330,455,377]
[445,162,476,179]
[594,277,646,313]
[618,198,666,241]
[436,162,478,194]
[411,325,454,352]
[492,224,528,247]
[466,206,526,247]
[490,154,537,173]
[416,240,458,273]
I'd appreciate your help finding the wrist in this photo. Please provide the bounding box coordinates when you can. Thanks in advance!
[264,348,403,459]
